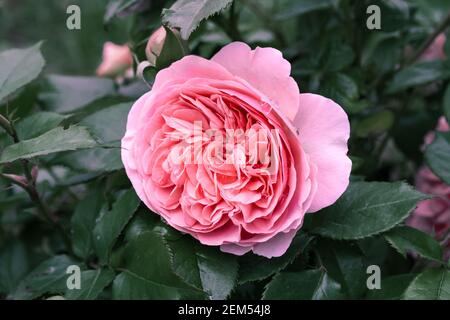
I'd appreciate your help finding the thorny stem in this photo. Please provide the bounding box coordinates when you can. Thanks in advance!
[0,113,72,251]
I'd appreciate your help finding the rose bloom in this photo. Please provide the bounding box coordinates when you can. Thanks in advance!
[96,42,133,78]
[408,117,450,243]
[122,42,351,257]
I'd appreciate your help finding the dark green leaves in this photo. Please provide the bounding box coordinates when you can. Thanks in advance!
[444,83,450,122]
[0,126,98,164]
[403,269,450,300]
[275,0,336,20]
[9,255,78,300]
[162,0,233,39]
[167,236,238,300]
[0,42,45,102]
[365,274,416,300]
[238,232,313,284]
[93,190,141,264]
[307,182,427,240]
[263,269,344,300]
[384,226,443,262]
[71,191,104,260]
[155,27,187,70]
[112,231,205,299]
[65,269,115,300]
[425,132,450,184]
[387,61,450,93]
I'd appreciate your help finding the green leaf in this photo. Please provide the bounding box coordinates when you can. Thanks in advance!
[355,110,395,138]
[316,239,366,298]
[93,189,141,264]
[275,0,336,20]
[365,274,416,300]
[65,269,115,300]
[384,226,443,262]
[425,132,450,185]
[262,269,344,300]
[167,235,238,300]
[71,191,104,260]
[319,73,359,111]
[361,32,400,67]
[238,232,313,284]
[0,42,45,102]
[162,0,233,40]
[0,126,98,164]
[322,44,354,72]
[155,26,187,70]
[403,268,450,300]
[387,61,450,94]
[306,181,428,240]
[0,242,29,293]
[15,112,67,140]
[112,232,205,299]
[39,75,116,113]
[9,255,79,300]
[443,83,450,122]
[80,102,132,143]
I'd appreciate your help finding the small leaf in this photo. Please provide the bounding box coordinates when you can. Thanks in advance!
[39,75,115,113]
[306,181,428,240]
[403,268,450,300]
[162,0,233,40]
[71,191,104,260]
[387,61,450,94]
[238,232,313,284]
[112,232,205,299]
[316,239,367,298]
[424,132,450,185]
[167,235,238,300]
[0,242,29,293]
[366,274,416,300]
[0,42,45,102]
[0,126,98,164]
[263,269,344,300]
[93,189,141,264]
[15,112,67,140]
[384,226,443,262]
[355,110,395,138]
[65,268,115,300]
[9,255,79,300]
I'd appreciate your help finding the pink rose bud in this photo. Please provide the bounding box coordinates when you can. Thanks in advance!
[421,33,446,61]
[96,42,133,77]
[121,42,351,258]
[145,26,168,66]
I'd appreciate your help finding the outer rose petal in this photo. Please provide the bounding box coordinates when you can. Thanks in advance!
[211,42,300,121]
[293,93,351,212]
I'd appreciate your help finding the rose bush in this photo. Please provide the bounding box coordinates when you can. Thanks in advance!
[122,42,351,257]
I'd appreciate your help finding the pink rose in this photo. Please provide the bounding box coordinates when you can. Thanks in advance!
[145,26,167,66]
[421,33,446,61]
[96,42,133,77]
[408,117,450,246]
[121,42,351,257]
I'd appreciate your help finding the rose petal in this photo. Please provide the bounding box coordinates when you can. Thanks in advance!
[293,93,351,212]
[211,42,300,121]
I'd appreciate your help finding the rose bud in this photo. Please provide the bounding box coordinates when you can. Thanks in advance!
[96,42,133,77]
[145,26,168,66]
